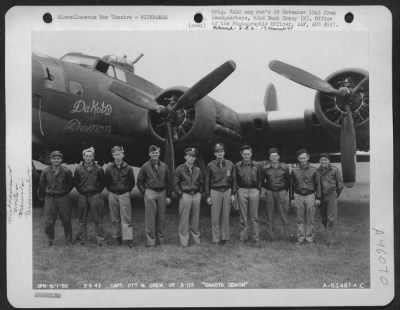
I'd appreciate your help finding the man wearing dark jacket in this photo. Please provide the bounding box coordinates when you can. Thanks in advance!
[290,148,321,244]
[174,148,203,247]
[317,153,344,246]
[105,146,135,247]
[137,145,171,247]
[234,145,262,244]
[74,147,105,246]
[205,143,236,245]
[38,150,74,246]
[260,147,290,240]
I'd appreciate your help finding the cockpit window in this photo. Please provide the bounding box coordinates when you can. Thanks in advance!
[106,66,115,78]
[61,55,97,68]
[114,67,127,83]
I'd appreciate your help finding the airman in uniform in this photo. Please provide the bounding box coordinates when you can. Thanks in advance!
[234,145,262,244]
[290,148,321,244]
[74,147,106,246]
[317,153,344,246]
[105,146,135,247]
[137,145,171,247]
[38,150,74,246]
[174,147,203,247]
[260,147,290,240]
[205,143,236,245]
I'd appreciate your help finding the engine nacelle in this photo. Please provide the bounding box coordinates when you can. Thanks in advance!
[148,87,217,145]
[314,68,369,151]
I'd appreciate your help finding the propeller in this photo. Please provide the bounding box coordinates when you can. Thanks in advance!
[164,121,175,194]
[172,60,236,111]
[109,80,167,114]
[109,60,236,191]
[264,83,278,111]
[340,105,356,187]
[269,60,369,186]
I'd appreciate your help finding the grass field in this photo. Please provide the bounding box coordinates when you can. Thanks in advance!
[32,164,370,289]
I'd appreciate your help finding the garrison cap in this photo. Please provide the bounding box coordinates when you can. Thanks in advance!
[184,147,199,156]
[149,145,160,153]
[214,143,225,152]
[50,150,63,158]
[111,146,124,154]
[268,147,280,156]
[319,153,330,160]
[240,145,252,152]
[296,148,309,157]
[82,147,95,156]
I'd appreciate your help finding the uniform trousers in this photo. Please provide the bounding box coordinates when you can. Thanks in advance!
[44,194,72,242]
[178,193,201,246]
[294,193,315,242]
[237,188,260,242]
[210,189,232,243]
[320,191,338,243]
[108,192,133,241]
[77,193,105,244]
[265,189,289,237]
[144,189,166,246]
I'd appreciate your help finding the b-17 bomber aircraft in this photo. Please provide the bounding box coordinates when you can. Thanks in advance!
[32,51,369,189]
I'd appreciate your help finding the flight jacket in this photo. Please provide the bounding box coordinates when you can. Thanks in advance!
[290,163,321,200]
[174,163,203,197]
[105,161,135,195]
[205,159,236,197]
[38,165,74,199]
[74,163,105,195]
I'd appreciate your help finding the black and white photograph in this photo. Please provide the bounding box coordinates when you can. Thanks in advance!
[5,5,394,307]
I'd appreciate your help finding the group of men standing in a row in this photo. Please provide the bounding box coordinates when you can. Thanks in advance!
[38,142,343,248]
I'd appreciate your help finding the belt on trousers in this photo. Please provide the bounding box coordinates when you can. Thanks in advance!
[239,187,257,190]
[149,187,166,192]
[46,193,67,198]
[83,191,100,196]
[183,190,199,195]
[295,191,314,196]
[264,187,287,192]
[211,187,230,192]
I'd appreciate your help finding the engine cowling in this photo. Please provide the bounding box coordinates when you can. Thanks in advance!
[314,68,369,151]
[148,87,217,145]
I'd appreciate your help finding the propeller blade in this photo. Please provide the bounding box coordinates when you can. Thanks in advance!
[269,60,340,94]
[351,75,369,95]
[164,121,175,194]
[109,80,165,113]
[173,60,236,111]
[264,83,278,111]
[340,105,357,187]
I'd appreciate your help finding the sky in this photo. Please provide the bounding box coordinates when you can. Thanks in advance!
[32,30,368,113]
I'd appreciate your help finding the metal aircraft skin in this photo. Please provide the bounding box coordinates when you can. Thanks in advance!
[32,52,369,187]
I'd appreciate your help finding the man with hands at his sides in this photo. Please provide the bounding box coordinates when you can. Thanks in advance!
[137,145,171,247]
[290,148,321,244]
[205,143,236,245]
[174,148,203,248]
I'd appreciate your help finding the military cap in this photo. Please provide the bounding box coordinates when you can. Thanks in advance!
[268,147,280,156]
[240,145,252,152]
[148,145,160,153]
[319,153,330,160]
[214,143,225,152]
[82,147,95,156]
[111,146,124,154]
[296,148,309,156]
[184,147,199,156]
[50,150,63,158]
